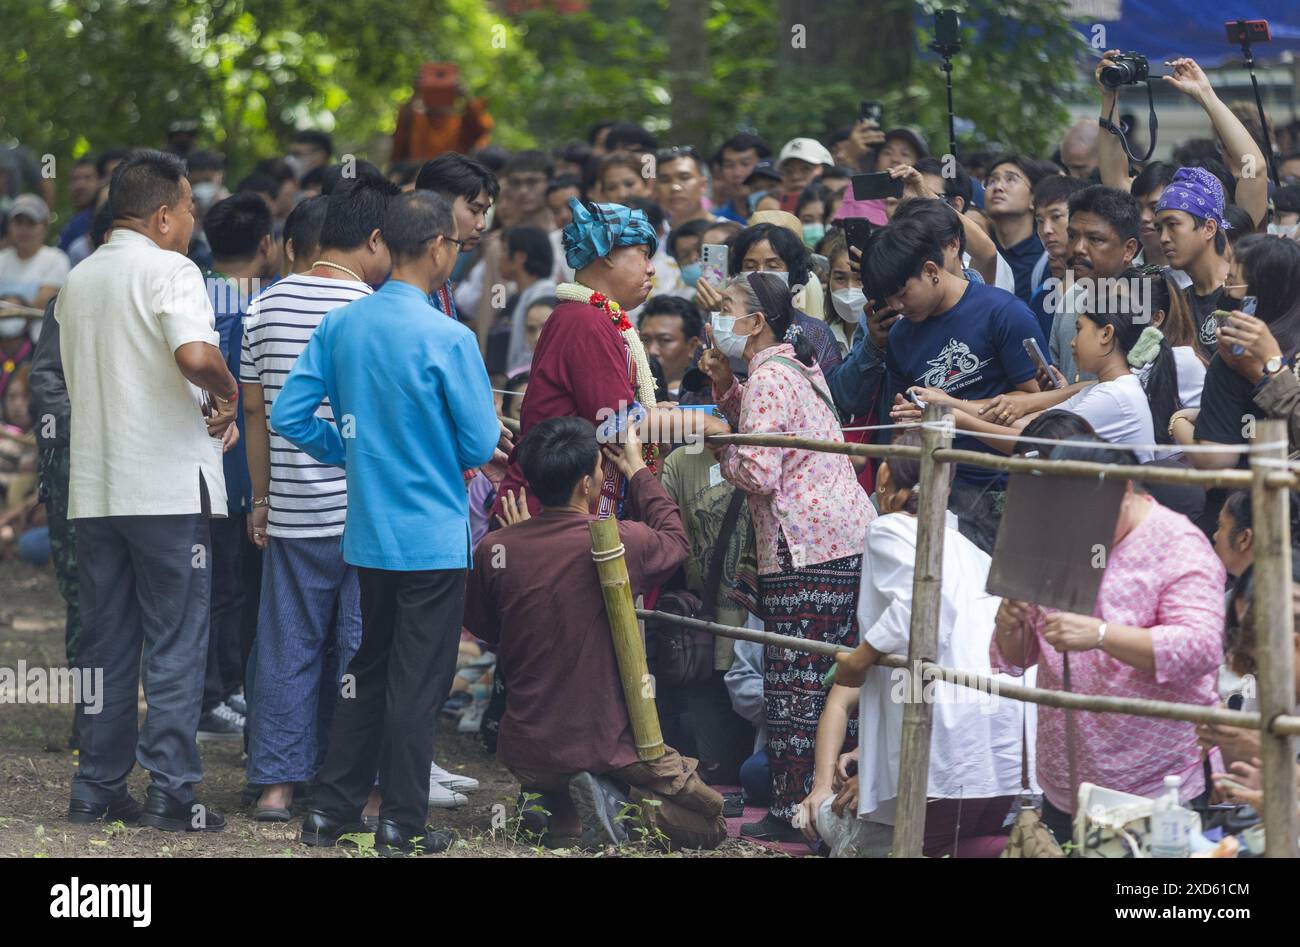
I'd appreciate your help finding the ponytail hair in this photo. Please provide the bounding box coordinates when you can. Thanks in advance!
[727,271,817,365]
[1081,284,1181,444]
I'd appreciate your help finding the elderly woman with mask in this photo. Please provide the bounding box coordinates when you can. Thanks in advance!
[699,270,874,841]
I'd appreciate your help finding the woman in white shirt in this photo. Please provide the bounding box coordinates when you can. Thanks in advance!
[801,430,1031,857]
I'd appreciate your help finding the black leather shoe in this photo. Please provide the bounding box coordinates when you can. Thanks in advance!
[300,809,365,847]
[375,818,453,857]
[69,794,143,825]
[138,786,226,832]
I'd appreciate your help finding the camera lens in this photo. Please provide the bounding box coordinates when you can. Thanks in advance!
[1100,62,1130,88]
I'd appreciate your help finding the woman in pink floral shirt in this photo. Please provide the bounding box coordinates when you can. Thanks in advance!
[700,271,875,839]
[990,438,1226,845]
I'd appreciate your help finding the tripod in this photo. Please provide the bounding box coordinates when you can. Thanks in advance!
[1234,21,1280,187]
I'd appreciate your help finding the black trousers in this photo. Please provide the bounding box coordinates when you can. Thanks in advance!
[203,514,245,712]
[311,566,466,834]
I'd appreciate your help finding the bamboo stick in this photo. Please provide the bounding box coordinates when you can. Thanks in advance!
[589,517,665,761]
[1249,420,1298,857]
[634,608,1300,734]
[893,404,953,858]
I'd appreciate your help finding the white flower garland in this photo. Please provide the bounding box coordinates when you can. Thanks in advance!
[556,282,657,408]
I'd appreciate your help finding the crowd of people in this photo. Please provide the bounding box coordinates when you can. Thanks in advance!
[4,46,1300,856]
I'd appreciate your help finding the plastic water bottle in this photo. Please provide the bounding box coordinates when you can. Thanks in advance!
[1150,774,1190,858]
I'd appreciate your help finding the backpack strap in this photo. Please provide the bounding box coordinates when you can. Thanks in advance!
[769,355,838,417]
[700,488,746,620]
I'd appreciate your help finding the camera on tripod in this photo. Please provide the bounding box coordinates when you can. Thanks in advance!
[1099,52,1149,88]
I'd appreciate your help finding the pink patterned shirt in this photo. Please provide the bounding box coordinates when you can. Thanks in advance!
[990,496,1226,812]
[716,343,874,574]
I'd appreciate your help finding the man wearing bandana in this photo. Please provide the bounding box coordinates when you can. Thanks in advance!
[493,198,728,519]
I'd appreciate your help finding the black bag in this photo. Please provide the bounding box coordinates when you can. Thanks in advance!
[645,488,746,688]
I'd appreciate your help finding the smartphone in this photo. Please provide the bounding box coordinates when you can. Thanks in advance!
[858,99,883,126]
[596,401,646,443]
[934,9,962,49]
[1022,338,1059,389]
[852,172,905,202]
[1225,19,1270,45]
[841,217,874,260]
[700,243,728,288]
[1213,309,1245,355]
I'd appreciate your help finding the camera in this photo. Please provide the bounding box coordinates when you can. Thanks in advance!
[1099,52,1148,88]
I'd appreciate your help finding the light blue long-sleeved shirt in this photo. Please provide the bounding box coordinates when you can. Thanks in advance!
[272,279,500,571]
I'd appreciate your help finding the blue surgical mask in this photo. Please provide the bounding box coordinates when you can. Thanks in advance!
[680,261,702,287]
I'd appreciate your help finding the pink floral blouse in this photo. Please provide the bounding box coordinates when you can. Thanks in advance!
[990,496,1227,813]
[716,343,874,575]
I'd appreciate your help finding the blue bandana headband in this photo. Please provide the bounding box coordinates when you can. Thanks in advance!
[1154,167,1231,231]
[562,197,659,271]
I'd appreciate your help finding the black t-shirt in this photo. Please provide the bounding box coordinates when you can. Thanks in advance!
[1193,353,1261,536]
[1187,285,1226,362]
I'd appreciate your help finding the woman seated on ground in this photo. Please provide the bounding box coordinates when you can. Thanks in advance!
[903,279,1184,463]
[990,436,1226,845]
[700,270,875,841]
[805,430,1028,857]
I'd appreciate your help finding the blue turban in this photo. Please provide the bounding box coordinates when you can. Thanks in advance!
[562,197,659,271]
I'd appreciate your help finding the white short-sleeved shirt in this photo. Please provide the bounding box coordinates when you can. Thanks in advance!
[1136,345,1205,410]
[56,229,225,519]
[1057,372,1156,462]
[0,245,70,303]
[240,273,370,538]
[856,512,1035,824]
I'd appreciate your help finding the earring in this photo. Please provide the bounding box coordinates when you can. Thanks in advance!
[932,275,939,285]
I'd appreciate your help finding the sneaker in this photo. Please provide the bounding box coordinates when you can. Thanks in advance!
[439,692,471,719]
[197,702,245,741]
[430,760,479,794]
[225,692,248,716]
[567,772,630,849]
[457,699,487,734]
[427,779,469,809]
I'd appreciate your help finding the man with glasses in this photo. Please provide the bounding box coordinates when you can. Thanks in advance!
[501,150,556,231]
[983,155,1047,304]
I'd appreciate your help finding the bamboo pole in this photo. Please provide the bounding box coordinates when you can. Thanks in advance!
[634,607,1300,734]
[589,517,665,761]
[1249,419,1298,857]
[893,404,953,858]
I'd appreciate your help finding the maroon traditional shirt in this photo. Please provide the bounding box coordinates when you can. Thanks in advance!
[465,469,688,774]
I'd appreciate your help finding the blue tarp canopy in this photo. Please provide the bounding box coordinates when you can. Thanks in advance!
[1069,1,1300,66]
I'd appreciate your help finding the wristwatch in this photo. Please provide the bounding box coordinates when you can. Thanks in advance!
[1263,355,1285,378]
[252,495,270,508]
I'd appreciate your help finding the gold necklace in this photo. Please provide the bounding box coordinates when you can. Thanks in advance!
[311,259,366,284]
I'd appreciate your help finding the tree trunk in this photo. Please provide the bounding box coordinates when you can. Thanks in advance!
[668,0,709,148]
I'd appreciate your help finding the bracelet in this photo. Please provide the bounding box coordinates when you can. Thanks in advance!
[1167,415,1192,439]
[252,496,270,508]
[1095,621,1108,650]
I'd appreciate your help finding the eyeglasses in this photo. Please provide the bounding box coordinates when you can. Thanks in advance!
[506,174,548,190]
[421,234,466,249]
[986,172,1027,188]
[656,146,699,163]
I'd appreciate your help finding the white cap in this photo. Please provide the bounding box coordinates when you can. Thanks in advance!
[777,137,833,169]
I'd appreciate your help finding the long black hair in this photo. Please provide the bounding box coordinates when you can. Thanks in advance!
[1079,282,1181,444]
[1244,236,1300,357]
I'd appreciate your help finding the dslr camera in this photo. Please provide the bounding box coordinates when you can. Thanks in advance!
[1099,52,1149,88]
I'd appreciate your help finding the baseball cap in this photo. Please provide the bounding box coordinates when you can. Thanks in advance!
[10,194,50,223]
[883,127,930,159]
[777,138,834,169]
[743,160,783,186]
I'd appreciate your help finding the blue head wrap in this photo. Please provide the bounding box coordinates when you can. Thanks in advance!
[1155,167,1231,231]
[562,197,659,271]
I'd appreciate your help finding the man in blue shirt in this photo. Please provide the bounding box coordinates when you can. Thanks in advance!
[274,190,499,856]
[864,218,1047,552]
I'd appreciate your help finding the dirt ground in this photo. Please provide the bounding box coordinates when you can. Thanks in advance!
[0,559,776,858]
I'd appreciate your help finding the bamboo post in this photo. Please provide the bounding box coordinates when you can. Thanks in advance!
[1249,419,1298,857]
[892,404,953,858]
[589,517,666,761]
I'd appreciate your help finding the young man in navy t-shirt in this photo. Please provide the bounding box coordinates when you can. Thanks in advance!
[864,217,1048,551]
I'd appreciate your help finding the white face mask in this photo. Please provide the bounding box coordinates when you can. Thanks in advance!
[1267,222,1299,238]
[712,312,757,359]
[832,287,867,324]
[0,317,27,339]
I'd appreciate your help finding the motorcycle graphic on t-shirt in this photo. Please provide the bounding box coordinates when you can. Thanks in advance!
[919,339,994,391]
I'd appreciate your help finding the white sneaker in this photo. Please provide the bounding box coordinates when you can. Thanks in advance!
[457,700,486,734]
[428,779,469,808]
[430,760,479,794]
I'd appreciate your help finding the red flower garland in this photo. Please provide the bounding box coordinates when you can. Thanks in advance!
[588,291,632,332]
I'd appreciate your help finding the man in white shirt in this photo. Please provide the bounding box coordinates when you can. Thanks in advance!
[57,151,240,832]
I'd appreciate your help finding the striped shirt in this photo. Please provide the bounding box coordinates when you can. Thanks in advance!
[240,273,370,537]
